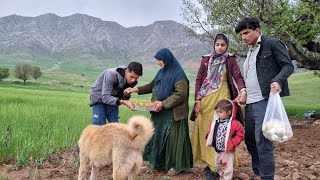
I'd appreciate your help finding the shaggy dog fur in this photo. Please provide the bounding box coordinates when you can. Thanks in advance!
[77,115,154,180]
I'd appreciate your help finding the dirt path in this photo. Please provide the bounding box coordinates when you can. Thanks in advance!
[47,61,63,71]
[1,119,320,179]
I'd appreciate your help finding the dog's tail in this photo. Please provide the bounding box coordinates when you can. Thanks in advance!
[128,115,154,150]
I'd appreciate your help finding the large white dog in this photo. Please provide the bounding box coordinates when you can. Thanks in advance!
[77,115,154,180]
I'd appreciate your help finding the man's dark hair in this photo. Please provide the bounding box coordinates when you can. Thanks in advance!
[127,61,143,76]
[235,17,260,34]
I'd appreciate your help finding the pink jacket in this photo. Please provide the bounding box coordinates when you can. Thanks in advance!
[205,100,244,152]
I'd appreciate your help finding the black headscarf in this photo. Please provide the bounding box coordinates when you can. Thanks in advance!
[153,48,188,100]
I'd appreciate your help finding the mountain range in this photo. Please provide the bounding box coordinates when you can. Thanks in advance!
[0,13,211,63]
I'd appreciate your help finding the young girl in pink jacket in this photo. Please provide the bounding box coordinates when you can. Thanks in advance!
[206,99,244,180]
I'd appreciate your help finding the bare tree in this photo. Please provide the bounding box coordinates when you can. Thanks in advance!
[31,66,42,80]
[15,64,32,84]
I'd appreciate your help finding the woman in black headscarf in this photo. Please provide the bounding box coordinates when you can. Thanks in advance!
[125,48,193,175]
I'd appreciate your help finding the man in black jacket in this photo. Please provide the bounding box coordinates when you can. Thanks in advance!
[235,17,294,180]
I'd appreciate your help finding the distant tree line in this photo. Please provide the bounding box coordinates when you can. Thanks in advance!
[0,63,42,84]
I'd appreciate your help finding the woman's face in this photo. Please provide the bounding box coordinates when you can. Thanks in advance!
[157,59,165,69]
[214,39,227,54]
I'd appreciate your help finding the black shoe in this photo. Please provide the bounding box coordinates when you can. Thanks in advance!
[249,174,260,180]
[204,166,211,173]
[204,167,219,180]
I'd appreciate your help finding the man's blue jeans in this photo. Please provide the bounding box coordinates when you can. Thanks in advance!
[245,99,275,180]
[91,103,119,125]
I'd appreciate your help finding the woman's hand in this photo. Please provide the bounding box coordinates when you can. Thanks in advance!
[237,92,247,107]
[153,101,163,112]
[124,87,138,97]
[194,101,202,115]
[235,88,247,107]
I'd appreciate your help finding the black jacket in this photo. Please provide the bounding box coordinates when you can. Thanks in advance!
[256,35,294,98]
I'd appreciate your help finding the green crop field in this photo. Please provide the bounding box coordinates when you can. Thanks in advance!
[0,84,151,167]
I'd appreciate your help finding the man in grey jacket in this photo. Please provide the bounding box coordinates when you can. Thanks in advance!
[89,61,143,125]
[235,17,294,180]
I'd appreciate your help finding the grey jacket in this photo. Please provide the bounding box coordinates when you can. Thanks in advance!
[256,35,294,98]
[89,67,137,107]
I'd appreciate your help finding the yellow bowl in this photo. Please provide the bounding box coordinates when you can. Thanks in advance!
[132,101,155,111]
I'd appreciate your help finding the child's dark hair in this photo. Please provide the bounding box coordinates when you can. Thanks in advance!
[127,61,143,76]
[235,17,260,34]
[215,99,233,113]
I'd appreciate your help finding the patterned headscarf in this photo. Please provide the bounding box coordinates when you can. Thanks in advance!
[154,48,188,101]
[197,33,229,99]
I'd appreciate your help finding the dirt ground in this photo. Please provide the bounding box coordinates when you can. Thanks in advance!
[1,118,320,180]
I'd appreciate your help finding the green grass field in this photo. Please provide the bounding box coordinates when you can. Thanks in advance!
[0,86,89,166]
[282,72,320,117]
[0,84,151,167]
[0,59,319,167]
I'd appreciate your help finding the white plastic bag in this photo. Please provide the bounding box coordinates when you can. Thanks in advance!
[262,92,293,142]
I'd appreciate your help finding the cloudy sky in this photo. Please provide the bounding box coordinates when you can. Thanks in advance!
[0,0,198,27]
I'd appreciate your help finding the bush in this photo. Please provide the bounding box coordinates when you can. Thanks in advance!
[314,70,320,78]
[0,67,10,82]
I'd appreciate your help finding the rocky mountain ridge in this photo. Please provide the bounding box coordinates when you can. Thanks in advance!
[0,13,211,62]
